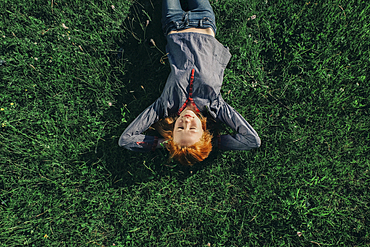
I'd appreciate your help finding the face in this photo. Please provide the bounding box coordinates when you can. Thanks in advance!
[173,110,204,147]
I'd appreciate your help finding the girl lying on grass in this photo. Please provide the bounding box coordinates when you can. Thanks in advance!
[119,0,261,165]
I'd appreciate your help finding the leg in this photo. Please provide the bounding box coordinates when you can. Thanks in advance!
[161,0,185,35]
[161,0,217,36]
[187,0,217,35]
[187,0,215,15]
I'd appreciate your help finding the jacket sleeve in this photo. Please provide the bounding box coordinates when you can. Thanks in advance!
[216,100,261,150]
[118,100,161,152]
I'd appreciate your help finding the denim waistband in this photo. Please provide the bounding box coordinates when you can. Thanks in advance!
[162,12,217,36]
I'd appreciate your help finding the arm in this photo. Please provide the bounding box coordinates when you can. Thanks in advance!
[118,100,162,152]
[216,100,261,150]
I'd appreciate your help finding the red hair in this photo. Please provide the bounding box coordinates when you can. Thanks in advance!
[154,113,213,166]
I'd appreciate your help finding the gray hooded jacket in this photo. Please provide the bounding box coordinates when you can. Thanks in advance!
[118,32,261,152]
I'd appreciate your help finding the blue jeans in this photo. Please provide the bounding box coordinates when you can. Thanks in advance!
[161,0,217,36]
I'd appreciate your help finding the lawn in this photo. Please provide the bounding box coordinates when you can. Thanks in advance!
[1,0,369,246]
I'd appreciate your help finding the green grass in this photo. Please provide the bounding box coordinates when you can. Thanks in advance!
[1,0,369,246]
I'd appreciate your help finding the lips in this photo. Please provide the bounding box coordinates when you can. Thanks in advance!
[184,115,193,118]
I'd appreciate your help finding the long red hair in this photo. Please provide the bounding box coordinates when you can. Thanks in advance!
[154,113,213,166]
